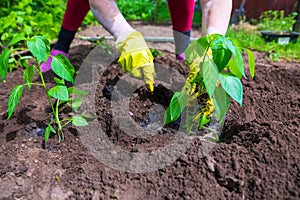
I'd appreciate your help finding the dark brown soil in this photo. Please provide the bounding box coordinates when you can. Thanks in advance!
[0,24,300,200]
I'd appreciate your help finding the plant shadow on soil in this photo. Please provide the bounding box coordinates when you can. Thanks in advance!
[0,42,299,199]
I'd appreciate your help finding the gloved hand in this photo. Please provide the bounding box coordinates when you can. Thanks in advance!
[115,30,155,92]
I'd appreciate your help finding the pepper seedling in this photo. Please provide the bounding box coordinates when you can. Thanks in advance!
[164,34,256,137]
[0,35,89,142]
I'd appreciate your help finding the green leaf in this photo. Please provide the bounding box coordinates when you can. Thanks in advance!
[231,38,244,54]
[51,54,75,83]
[211,36,233,71]
[24,66,34,90]
[231,46,245,78]
[35,36,50,54]
[227,58,243,79]
[0,48,10,82]
[8,85,24,119]
[48,85,69,101]
[169,91,188,121]
[201,61,219,98]
[8,35,26,46]
[24,25,32,36]
[18,56,32,68]
[53,77,65,85]
[163,107,172,125]
[44,125,56,143]
[164,92,188,125]
[197,36,210,50]
[185,38,208,65]
[246,49,256,79]
[68,87,89,97]
[213,87,230,123]
[49,125,56,134]
[219,73,243,106]
[26,37,47,63]
[198,115,210,128]
[72,115,88,126]
[44,126,50,143]
[72,97,82,112]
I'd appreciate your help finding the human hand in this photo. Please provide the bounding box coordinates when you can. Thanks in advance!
[115,30,155,92]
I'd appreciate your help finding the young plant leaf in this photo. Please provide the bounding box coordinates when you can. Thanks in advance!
[18,56,32,68]
[0,48,10,82]
[53,77,65,85]
[44,126,50,143]
[227,58,243,79]
[48,85,69,101]
[211,36,233,71]
[8,84,24,119]
[230,38,245,54]
[51,54,75,83]
[213,87,230,123]
[8,35,26,46]
[68,87,89,97]
[219,73,243,106]
[71,97,83,112]
[185,38,208,65]
[72,115,88,126]
[231,46,245,78]
[198,115,210,129]
[169,91,188,121]
[44,125,56,143]
[23,66,34,90]
[201,61,219,98]
[26,37,48,63]
[34,36,50,53]
[246,49,256,79]
[163,107,172,125]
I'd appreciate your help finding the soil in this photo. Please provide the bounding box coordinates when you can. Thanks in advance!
[0,23,300,200]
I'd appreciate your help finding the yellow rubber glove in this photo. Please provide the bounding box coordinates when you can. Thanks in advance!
[115,30,155,92]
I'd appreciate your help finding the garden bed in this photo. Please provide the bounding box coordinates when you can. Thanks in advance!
[0,24,299,199]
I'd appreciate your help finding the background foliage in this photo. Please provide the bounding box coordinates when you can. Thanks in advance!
[0,0,299,61]
[0,0,95,46]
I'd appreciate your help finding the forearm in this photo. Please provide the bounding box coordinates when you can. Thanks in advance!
[201,0,232,35]
[89,0,133,38]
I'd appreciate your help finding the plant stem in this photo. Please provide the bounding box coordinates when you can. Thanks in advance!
[61,120,72,128]
[27,82,44,87]
[38,70,61,140]
[55,99,64,142]
[38,70,54,110]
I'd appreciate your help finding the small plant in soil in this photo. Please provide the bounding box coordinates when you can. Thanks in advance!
[259,10,299,44]
[150,47,163,58]
[0,35,88,142]
[164,34,256,136]
[259,10,298,34]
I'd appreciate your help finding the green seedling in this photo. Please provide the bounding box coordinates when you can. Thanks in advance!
[164,34,256,136]
[150,48,163,58]
[0,35,88,142]
[259,10,298,33]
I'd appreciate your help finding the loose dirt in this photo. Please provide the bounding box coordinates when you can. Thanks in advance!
[0,23,299,199]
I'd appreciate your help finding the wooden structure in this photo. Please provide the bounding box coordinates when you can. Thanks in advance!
[232,0,298,20]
